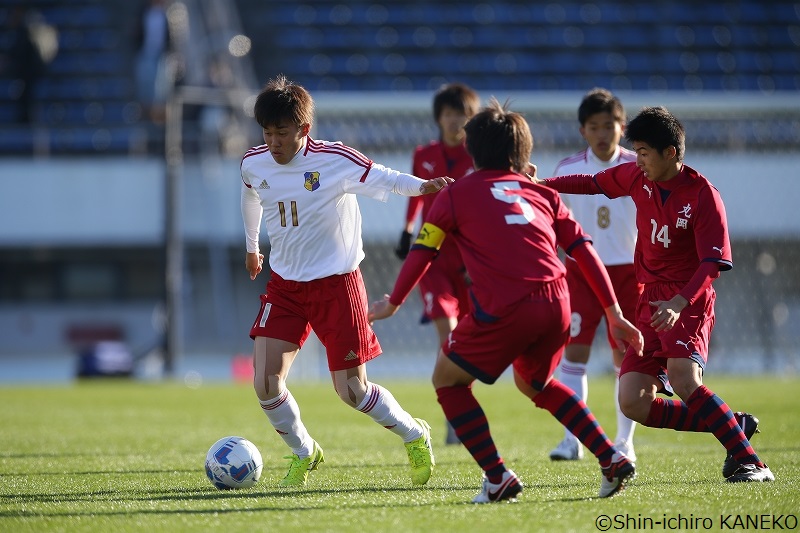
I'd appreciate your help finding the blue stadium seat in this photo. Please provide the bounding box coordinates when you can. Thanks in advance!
[0,126,35,152]
[739,2,770,23]
[0,103,15,123]
[233,0,798,100]
[607,25,652,47]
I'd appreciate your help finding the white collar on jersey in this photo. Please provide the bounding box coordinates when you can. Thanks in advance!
[587,145,621,167]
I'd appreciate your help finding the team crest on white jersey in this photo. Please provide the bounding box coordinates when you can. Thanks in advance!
[304,171,320,192]
[643,184,653,198]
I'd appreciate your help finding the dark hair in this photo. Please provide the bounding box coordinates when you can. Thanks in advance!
[464,98,533,173]
[578,87,625,125]
[433,83,480,122]
[253,74,314,129]
[625,106,686,161]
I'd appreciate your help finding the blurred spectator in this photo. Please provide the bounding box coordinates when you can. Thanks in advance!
[133,0,172,123]
[199,55,243,155]
[6,6,57,124]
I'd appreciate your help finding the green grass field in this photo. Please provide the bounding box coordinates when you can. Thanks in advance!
[1,375,797,532]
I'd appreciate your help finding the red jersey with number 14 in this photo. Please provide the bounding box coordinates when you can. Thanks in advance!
[593,162,732,285]
[423,169,590,317]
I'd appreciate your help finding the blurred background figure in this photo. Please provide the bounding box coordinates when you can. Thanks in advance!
[133,0,172,124]
[548,88,641,463]
[394,82,480,445]
[5,6,57,124]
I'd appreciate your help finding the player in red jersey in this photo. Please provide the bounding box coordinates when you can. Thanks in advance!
[549,89,642,463]
[371,99,643,502]
[394,83,480,444]
[541,106,774,483]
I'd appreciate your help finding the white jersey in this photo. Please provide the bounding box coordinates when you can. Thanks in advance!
[241,137,424,282]
[554,147,637,266]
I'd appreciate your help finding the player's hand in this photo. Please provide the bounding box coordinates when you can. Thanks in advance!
[419,176,454,194]
[605,304,643,357]
[649,296,688,332]
[246,252,264,280]
[394,230,413,260]
[368,295,399,323]
[524,162,539,182]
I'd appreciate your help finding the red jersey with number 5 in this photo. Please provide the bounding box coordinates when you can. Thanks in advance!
[592,162,732,285]
[424,169,590,316]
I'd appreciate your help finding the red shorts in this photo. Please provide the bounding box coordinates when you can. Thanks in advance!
[620,282,716,384]
[249,268,381,371]
[444,277,569,390]
[418,259,470,322]
[566,260,642,347]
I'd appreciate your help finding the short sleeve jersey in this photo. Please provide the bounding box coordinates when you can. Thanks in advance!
[593,162,732,285]
[423,169,590,316]
[241,138,408,282]
[554,147,637,265]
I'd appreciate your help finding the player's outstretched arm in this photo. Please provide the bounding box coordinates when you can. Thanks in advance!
[605,304,644,357]
[368,295,398,322]
[524,162,539,182]
[419,176,454,194]
[370,246,438,323]
[541,173,601,194]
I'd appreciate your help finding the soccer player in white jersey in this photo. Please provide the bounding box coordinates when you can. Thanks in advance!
[240,75,450,488]
[549,88,644,463]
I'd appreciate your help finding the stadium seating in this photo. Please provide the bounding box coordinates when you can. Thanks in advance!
[234,0,799,152]
[0,0,797,155]
[235,0,799,94]
[0,1,147,155]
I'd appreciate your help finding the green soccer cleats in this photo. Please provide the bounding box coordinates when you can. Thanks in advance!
[405,418,435,485]
[280,440,325,487]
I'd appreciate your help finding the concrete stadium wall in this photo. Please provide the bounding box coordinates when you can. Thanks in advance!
[1,151,799,247]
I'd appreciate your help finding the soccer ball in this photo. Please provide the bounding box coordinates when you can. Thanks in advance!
[205,436,263,490]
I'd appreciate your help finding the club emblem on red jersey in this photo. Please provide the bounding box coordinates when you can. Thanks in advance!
[304,171,320,191]
[676,203,693,229]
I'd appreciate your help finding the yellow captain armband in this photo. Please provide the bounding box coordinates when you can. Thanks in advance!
[414,222,447,250]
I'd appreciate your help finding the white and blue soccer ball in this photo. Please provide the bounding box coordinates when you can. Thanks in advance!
[205,436,263,490]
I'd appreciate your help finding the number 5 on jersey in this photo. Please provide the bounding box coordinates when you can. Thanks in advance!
[491,182,535,225]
